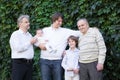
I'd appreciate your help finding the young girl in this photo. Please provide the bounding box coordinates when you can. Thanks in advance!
[61,35,80,80]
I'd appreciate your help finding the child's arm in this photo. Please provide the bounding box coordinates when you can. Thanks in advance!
[73,53,80,73]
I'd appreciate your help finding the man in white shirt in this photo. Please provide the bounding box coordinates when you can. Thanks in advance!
[38,12,80,80]
[9,15,37,80]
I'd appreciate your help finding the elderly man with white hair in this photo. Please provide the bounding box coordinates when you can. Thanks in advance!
[77,18,106,80]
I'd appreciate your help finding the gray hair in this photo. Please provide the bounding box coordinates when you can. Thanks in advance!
[77,18,89,26]
[17,15,29,27]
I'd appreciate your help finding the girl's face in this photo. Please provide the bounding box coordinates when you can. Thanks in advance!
[68,39,76,49]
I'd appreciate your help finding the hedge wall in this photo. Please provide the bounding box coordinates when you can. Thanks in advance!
[0,0,120,80]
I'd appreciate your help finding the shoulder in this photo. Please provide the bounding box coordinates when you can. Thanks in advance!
[88,27,100,35]
[10,30,20,40]
[76,48,80,51]
[27,31,32,35]
[65,50,68,53]
[65,50,70,55]
[90,27,100,32]
[43,26,51,31]
[11,30,19,36]
[75,48,80,53]
[61,27,71,31]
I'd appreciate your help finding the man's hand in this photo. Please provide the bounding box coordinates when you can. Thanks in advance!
[39,43,46,50]
[96,63,104,71]
[30,37,37,44]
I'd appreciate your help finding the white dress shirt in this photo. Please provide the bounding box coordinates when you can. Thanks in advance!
[9,29,34,59]
[40,25,81,60]
[61,48,79,77]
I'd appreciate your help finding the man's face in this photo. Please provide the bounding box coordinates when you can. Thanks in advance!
[54,17,63,28]
[19,18,30,30]
[77,20,89,34]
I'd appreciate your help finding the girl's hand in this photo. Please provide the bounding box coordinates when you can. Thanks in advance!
[73,69,79,74]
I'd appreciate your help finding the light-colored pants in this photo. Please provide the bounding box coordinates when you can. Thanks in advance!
[65,74,79,80]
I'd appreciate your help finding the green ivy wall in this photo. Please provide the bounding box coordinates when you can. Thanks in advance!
[0,0,120,80]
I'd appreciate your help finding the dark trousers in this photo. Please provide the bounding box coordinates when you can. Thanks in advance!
[40,58,63,80]
[12,59,33,80]
[79,61,103,80]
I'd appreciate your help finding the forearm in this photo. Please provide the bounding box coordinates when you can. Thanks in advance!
[38,43,47,50]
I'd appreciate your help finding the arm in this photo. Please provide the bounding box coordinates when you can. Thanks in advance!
[73,53,79,73]
[67,28,82,37]
[95,28,106,71]
[38,28,48,50]
[34,35,47,50]
[9,33,36,53]
[38,43,47,50]
[74,53,79,69]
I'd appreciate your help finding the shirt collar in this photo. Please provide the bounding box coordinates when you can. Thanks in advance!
[69,48,78,52]
[87,28,91,33]
[50,24,61,31]
[18,29,29,34]
[81,27,91,36]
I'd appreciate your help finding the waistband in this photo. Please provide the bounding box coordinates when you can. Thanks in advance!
[12,58,33,63]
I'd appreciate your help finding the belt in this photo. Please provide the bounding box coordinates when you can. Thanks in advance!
[12,58,33,63]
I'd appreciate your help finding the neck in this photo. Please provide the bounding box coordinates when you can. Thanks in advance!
[83,27,89,35]
[52,24,59,29]
[20,28,27,33]
[70,47,75,50]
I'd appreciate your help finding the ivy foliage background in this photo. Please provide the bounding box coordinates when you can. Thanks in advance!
[0,0,120,80]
